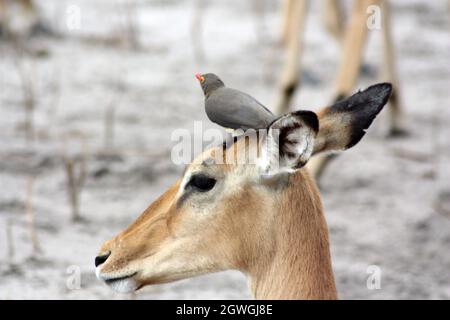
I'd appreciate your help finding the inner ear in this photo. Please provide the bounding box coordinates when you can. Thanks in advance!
[277,111,318,168]
[260,111,318,175]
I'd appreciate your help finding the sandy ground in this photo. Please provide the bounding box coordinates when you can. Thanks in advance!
[0,0,449,299]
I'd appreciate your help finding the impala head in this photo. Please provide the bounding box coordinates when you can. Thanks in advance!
[95,83,392,295]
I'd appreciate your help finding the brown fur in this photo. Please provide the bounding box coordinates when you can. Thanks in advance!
[247,170,337,299]
[312,107,352,155]
[97,134,339,299]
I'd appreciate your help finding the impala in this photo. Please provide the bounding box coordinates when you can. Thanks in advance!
[95,83,392,299]
[277,0,409,179]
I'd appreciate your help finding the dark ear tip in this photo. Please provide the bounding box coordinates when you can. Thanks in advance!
[369,82,392,90]
[343,83,393,150]
[365,82,393,101]
[291,110,319,133]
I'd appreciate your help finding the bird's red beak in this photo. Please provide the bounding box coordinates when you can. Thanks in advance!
[195,73,205,82]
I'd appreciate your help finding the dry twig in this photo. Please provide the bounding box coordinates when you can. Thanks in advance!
[26,176,42,254]
[62,139,88,222]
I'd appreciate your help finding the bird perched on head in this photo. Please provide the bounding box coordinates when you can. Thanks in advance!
[195,73,277,130]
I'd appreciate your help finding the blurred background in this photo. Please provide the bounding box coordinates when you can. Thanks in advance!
[0,0,449,299]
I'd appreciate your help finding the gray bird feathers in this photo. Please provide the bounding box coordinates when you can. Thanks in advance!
[196,73,277,130]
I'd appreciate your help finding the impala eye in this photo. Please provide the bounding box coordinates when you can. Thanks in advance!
[187,174,216,192]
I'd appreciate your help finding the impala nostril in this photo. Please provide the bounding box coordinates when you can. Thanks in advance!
[95,251,111,267]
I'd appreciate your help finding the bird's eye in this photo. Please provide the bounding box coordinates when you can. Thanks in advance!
[187,174,216,192]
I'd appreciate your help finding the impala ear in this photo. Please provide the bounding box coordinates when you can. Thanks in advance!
[258,111,319,175]
[313,83,392,154]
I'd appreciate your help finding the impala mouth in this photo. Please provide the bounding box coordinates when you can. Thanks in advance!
[97,270,139,293]
[104,272,137,285]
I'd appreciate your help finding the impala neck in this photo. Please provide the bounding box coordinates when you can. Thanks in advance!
[248,171,338,300]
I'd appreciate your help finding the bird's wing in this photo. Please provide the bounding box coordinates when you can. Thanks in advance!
[206,88,276,130]
[227,88,274,115]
